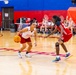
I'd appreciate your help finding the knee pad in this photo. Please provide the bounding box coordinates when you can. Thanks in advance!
[55,42,59,47]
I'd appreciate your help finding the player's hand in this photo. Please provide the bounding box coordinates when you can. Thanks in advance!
[34,42,37,46]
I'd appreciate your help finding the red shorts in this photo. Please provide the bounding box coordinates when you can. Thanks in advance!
[62,33,72,42]
[19,34,31,44]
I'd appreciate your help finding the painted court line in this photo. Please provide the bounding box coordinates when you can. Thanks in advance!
[0,48,66,57]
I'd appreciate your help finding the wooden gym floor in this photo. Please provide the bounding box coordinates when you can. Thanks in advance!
[0,31,76,75]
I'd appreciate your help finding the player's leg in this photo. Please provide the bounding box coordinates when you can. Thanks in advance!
[52,39,66,62]
[25,42,32,58]
[18,43,26,58]
[52,42,61,62]
[61,43,70,58]
[61,34,72,58]
[18,34,26,58]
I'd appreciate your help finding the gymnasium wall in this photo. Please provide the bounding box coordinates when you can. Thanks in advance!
[0,0,75,24]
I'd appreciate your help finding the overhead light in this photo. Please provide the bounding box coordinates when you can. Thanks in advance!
[4,0,9,4]
[0,0,9,4]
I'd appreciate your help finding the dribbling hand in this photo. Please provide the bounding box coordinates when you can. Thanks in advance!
[34,42,37,46]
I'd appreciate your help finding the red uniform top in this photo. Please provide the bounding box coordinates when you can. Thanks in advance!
[56,23,71,35]
[55,23,72,42]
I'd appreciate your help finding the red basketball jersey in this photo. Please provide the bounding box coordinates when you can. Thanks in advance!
[55,23,72,42]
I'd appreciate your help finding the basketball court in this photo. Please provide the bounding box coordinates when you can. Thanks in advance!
[0,31,76,75]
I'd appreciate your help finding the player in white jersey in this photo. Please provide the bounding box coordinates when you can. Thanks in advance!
[17,20,37,58]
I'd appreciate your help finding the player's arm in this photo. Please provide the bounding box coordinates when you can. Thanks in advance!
[46,27,57,37]
[34,29,37,46]
[17,28,28,35]
[34,29,37,42]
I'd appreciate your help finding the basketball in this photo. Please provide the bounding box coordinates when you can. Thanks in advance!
[14,35,21,43]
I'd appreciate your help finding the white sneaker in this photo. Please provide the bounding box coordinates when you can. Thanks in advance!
[25,53,32,58]
[18,52,22,58]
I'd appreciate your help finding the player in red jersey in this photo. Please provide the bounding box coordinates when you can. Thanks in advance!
[46,15,72,62]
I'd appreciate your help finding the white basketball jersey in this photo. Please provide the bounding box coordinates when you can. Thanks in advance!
[22,26,35,39]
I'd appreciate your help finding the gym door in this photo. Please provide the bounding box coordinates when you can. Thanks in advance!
[2,7,14,30]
